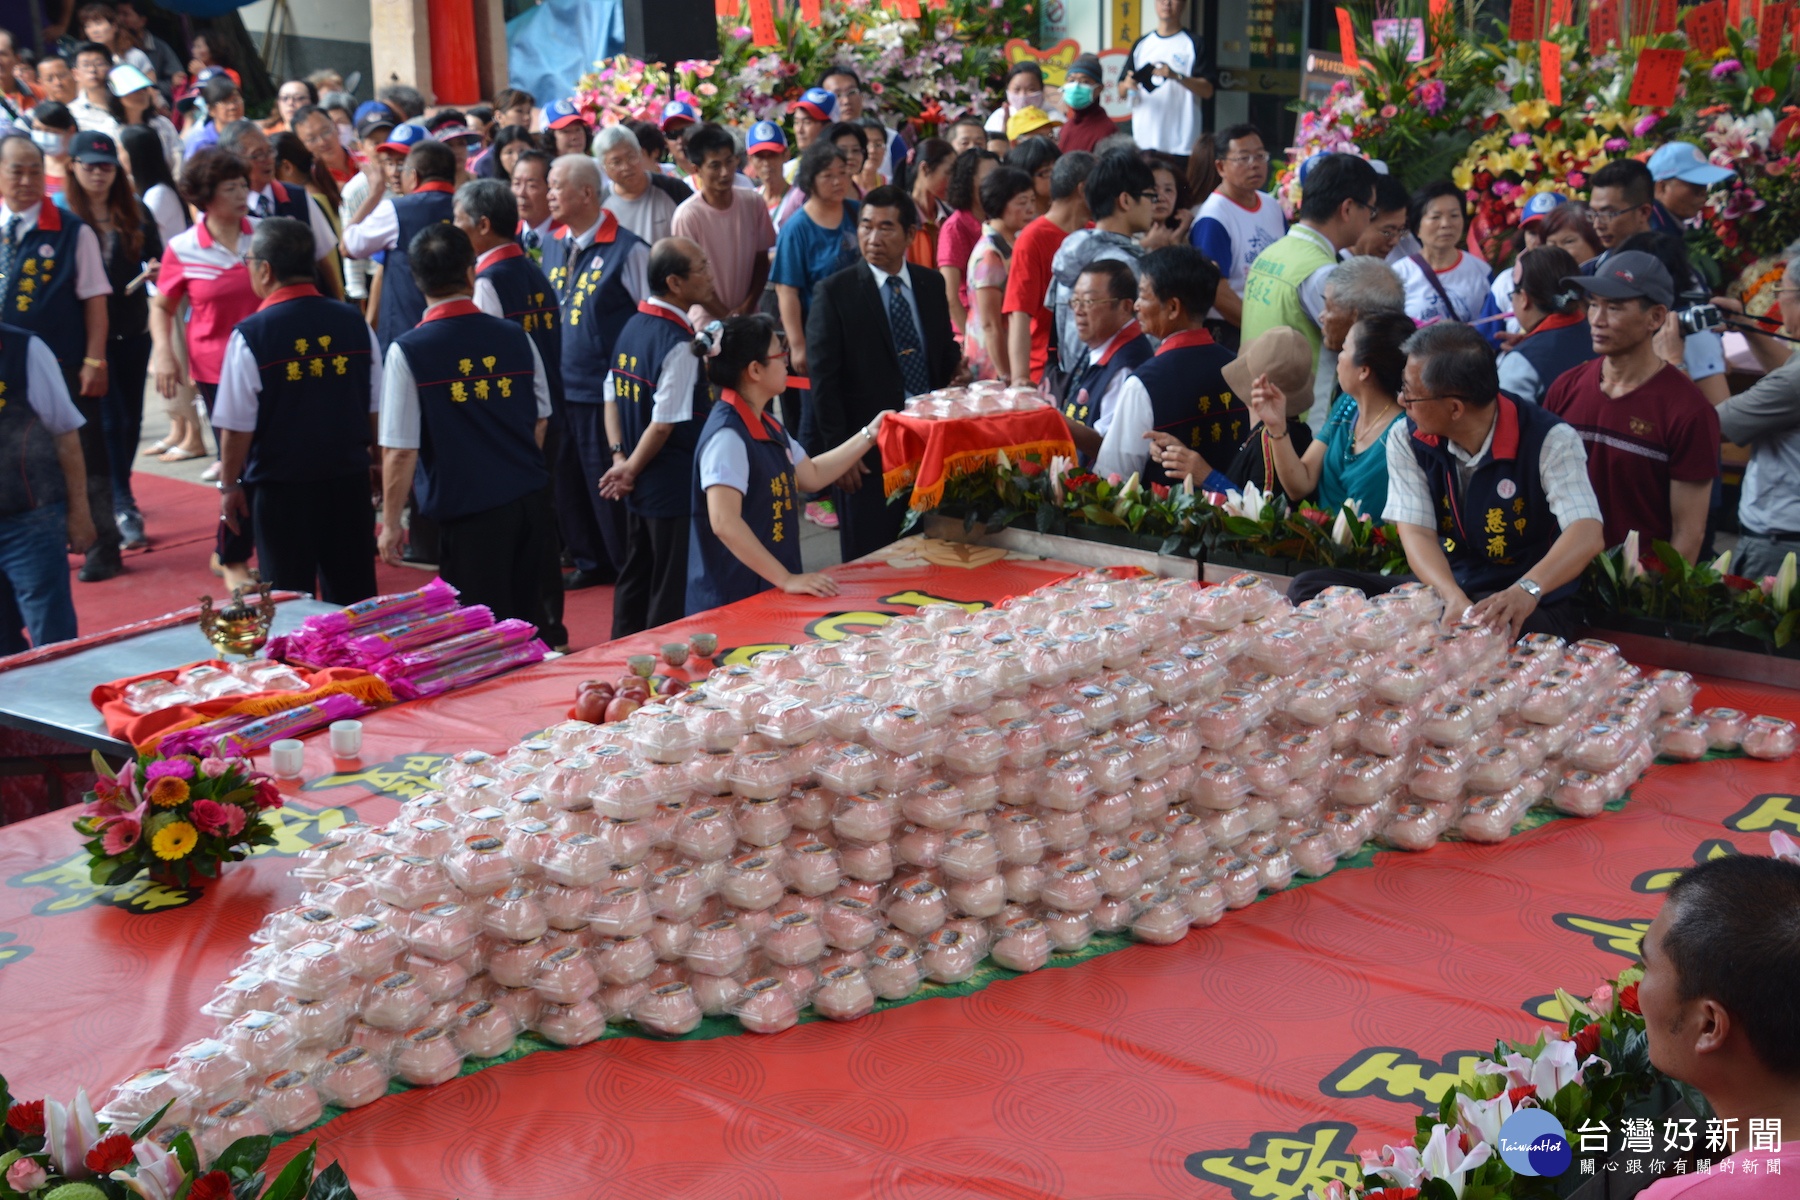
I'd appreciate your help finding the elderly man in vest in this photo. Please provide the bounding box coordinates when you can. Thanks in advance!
[1289,322,1604,640]
[1241,153,1378,372]
[378,224,556,626]
[217,119,342,297]
[542,152,650,588]
[212,217,380,603]
[0,134,121,582]
[0,318,95,652]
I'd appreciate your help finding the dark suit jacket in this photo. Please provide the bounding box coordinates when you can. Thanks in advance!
[806,260,960,462]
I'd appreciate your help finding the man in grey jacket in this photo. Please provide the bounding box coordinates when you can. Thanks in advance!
[1716,256,1800,579]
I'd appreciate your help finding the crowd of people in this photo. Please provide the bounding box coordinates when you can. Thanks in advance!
[0,0,1793,659]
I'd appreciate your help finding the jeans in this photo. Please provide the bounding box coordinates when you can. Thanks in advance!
[0,503,77,655]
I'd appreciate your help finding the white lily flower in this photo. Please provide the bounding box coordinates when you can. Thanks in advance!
[1711,549,1733,575]
[1775,552,1797,611]
[1420,1122,1493,1197]
[44,1089,101,1178]
[1622,530,1646,585]
[1331,509,1353,545]
[115,1139,188,1200]
[1363,1143,1428,1189]
[1120,471,1142,500]
[1455,1090,1517,1149]
[1182,474,1193,497]
[996,448,1013,474]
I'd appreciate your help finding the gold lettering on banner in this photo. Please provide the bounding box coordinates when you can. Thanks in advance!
[1724,794,1800,834]
[304,753,450,803]
[1629,840,1739,894]
[1554,912,1651,960]
[1320,1047,1487,1112]
[1185,1121,1361,1200]
[5,803,352,916]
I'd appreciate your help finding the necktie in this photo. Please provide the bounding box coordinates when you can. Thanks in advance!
[886,276,930,398]
[251,193,270,218]
[523,228,540,251]
[0,213,18,287]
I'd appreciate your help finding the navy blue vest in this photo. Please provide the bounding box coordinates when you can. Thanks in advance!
[393,304,547,522]
[1130,332,1247,479]
[1062,327,1153,431]
[1406,394,1575,602]
[267,181,311,224]
[2,204,87,369]
[477,244,564,415]
[1510,314,1596,402]
[542,213,646,405]
[234,289,375,484]
[611,303,712,520]
[0,326,64,517]
[377,186,456,351]
[686,392,801,614]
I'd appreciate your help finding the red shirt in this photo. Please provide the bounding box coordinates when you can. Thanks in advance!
[156,217,260,384]
[1059,105,1119,154]
[1002,215,1072,383]
[1543,357,1720,550]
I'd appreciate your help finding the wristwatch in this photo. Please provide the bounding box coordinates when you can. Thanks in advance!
[609,443,626,456]
[1515,577,1543,598]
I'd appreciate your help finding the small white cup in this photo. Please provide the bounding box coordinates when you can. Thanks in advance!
[270,739,305,780]
[329,720,364,758]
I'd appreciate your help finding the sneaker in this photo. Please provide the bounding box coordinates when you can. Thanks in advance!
[804,500,838,528]
[200,461,223,482]
[117,508,147,550]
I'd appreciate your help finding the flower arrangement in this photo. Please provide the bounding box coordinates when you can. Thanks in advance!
[912,453,1407,574]
[1313,965,1660,1200]
[572,0,1033,132]
[74,752,284,891]
[1584,533,1799,652]
[1284,5,1800,282]
[0,1076,353,1200]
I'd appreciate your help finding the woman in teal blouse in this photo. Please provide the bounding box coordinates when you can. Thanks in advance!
[1243,311,1414,518]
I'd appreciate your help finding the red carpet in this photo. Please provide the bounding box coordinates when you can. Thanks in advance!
[65,474,615,650]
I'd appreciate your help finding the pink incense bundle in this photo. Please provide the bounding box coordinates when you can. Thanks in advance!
[170,694,371,757]
[373,620,539,677]
[344,606,496,663]
[316,577,459,635]
[390,640,549,700]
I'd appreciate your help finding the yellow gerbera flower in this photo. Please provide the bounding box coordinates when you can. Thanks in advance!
[147,776,189,808]
[151,820,198,860]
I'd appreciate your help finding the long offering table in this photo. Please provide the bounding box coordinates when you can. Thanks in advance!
[3,542,1795,1199]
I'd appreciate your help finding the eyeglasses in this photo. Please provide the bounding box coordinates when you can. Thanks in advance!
[1068,297,1125,310]
[1225,152,1271,165]
[1136,189,1160,202]
[1589,205,1643,224]
[1397,389,1462,407]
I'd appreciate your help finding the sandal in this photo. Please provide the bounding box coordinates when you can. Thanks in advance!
[158,447,207,462]
[142,439,175,456]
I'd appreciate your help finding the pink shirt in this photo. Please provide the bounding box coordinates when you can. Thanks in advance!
[671,187,777,314]
[1641,1143,1800,1200]
[157,217,259,384]
[937,209,984,310]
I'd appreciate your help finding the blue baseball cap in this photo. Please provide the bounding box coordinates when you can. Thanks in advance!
[1520,191,1569,226]
[789,87,837,122]
[746,120,787,155]
[544,98,587,130]
[1647,141,1736,186]
[661,100,700,131]
[378,122,431,156]
[353,100,397,128]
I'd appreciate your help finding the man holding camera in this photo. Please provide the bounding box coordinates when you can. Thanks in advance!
[1545,251,1720,564]
[1714,252,1800,579]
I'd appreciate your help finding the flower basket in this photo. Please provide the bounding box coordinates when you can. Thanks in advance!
[72,751,285,895]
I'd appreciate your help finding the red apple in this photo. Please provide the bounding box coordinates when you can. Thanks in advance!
[654,675,684,697]
[603,695,642,723]
[578,679,610,695]
[574,691,607,723]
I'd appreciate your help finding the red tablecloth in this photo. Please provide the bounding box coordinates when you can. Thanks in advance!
[879,408,1075,510]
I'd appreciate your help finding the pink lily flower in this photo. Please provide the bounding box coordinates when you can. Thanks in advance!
[43,1089,101,1178]
[115,1139,187,1200]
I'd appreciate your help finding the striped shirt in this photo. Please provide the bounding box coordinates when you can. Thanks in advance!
[156,216,259,384]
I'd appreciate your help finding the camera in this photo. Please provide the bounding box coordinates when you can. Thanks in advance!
[1675,304,1725,337]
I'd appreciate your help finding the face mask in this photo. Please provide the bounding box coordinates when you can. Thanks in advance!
[337,123,355,150]
[30,128,64,154]
[1008,89,1045,111]
[1063,82,1095,110]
